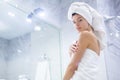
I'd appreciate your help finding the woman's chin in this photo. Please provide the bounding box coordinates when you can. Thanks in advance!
[78,30,82,33]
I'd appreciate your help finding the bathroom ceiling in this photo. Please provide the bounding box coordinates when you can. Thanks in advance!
[0,2,34,39]
[0,0,96,40]
[0,0,61,40]
[0,0,119,40]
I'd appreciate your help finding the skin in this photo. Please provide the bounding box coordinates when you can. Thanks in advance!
[63,14,100,80]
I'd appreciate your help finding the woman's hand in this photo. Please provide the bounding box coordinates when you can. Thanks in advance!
[69,41,78,57]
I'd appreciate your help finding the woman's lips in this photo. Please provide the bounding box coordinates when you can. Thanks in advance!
[77,27,81,30]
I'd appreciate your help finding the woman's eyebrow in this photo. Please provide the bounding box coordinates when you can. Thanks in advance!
[72,16,82,22]
[77,17,82,20]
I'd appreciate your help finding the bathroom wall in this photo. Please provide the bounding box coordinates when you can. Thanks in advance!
[104,17,120,80]
[7,33,33,80]
[0,38,8,79]
[97,0,120,80]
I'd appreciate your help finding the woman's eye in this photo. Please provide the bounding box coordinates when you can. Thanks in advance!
[73,21,76,24]
[79,19,82,22]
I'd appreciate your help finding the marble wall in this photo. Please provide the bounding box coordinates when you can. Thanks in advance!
[104,17,120,80]
[7,33,31,80]
[97,0,120,80]
[0,38,8,79]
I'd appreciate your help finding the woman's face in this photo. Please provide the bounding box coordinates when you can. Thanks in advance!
[72,14,90,32]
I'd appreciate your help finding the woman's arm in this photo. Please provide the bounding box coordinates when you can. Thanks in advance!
[63,31,91,80]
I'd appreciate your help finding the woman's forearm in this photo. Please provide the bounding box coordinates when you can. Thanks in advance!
[63,64,77,80]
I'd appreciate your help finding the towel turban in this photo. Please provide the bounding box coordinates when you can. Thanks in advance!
[68,2,106,50]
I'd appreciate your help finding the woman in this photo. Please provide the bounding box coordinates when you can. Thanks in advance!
[63,2,106,80]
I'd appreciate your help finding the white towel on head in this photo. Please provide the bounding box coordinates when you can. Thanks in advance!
[68,2,106,50]
[68,2,92,25]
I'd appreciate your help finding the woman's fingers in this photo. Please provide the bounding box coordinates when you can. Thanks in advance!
[69,41,78,57]
[70,44,78,53]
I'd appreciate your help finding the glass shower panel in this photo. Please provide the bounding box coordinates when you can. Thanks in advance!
[31,20,62,80]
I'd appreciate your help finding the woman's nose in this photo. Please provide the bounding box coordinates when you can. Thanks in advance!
[75,23,80,28]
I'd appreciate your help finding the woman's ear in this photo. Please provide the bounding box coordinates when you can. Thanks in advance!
[88,23,94,31]
[90,26,94,31]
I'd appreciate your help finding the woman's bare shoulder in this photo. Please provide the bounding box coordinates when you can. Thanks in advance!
[80,31,94,39]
